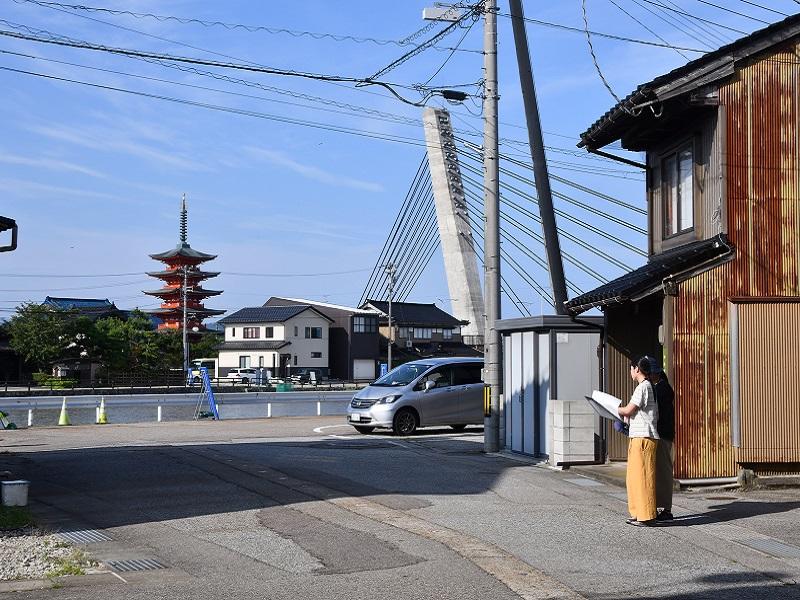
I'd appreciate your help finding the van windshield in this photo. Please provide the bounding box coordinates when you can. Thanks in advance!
[372,363,432,387]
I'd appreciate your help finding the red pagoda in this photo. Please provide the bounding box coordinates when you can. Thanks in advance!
[145,196,224,331]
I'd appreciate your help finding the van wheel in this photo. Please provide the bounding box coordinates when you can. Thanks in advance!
[353,426,375,434]
[241,378,249,384]
[393,409,418,436]
[449,424,467,431]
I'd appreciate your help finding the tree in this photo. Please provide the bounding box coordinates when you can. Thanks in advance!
[7,304,72,371]
[190,332,222,361]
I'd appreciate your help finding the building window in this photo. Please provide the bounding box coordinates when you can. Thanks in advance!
[663,144,694,237]
[231,327,236,337]
[259,356,264,367]
[294,326,298,337]
[353,316,377,333]
[443,328,453,340]
[398,327,408,339]
[264,327,274,339]
[243,327,260,339]
[413,327,432,339]
[294,355,298,366]
[305,326,323,339]
[239,355,250,368]
[311,351,322,358]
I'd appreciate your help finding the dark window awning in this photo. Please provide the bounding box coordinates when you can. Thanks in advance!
[565,235,734,315]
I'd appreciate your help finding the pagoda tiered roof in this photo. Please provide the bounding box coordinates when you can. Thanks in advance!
[150,306,226,317]
[143,286,223,299]
[149,242,216,262]
[146,268,220,279]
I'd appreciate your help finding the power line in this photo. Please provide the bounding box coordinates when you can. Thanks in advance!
[15,0,481,53]
[365,2,483,83]
[639,0,749,35]
[0,65,432,148]
[733,0,789,17]
[0,21,436,106]
[630,0,730,48]
[498,12,706,53]
[692,0,771,24]
[606,0,695,57]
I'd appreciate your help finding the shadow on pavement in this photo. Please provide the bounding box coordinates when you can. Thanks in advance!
[590,571,798,599]
[664,499,800,527]
[5,433,515,530]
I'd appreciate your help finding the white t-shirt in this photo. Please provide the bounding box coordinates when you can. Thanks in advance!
[628,380,659,439]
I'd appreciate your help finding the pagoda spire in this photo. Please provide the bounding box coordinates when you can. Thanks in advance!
[180,193,188,243]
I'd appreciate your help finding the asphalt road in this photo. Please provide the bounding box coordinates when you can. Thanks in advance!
[2,417,800,599]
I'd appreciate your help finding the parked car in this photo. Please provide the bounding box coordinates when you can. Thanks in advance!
[226,368,260,383]
[289,368,325,384]
[346,357,484,435]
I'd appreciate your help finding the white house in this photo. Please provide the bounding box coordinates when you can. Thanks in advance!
[217,305,333,377]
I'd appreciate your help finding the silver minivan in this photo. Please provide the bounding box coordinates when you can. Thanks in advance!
[346,357,484,435]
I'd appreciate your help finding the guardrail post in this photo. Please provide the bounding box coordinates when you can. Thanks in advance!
[317,401,321,416]
[157,405,162,422]
[27,408,33,427]
[267,402,272,418]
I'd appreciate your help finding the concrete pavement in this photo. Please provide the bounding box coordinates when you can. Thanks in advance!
[1,417,799,599]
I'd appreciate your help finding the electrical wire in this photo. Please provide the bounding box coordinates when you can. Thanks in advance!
[630,0,731,48]
[607,0,697,56]
[0,21,436,106]
[692,0,771,24]
[639,0,749,35]
[497,12,706,52]
[0,65,432,148]
[581,0,626,106]
[733,0,789,17]
[14,0,481,53]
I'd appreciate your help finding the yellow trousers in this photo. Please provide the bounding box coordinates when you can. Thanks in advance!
[627,437,658,521]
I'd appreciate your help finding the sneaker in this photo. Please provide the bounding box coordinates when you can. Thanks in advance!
[657,510,674,521]
[627,519,656,527]
[625,518,638,525]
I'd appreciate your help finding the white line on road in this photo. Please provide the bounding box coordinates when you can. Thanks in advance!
[312,424,352,434]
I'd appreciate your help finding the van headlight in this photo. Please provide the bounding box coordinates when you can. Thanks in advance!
[379,394,402,404]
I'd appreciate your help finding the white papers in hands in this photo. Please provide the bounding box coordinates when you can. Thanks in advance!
[584,390,623,423]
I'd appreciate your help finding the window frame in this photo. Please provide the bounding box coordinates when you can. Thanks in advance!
[264,326,274,339]
[243,327,260,339]
[311,351,322,358]
[305,326,323,339]
[661,139,696,241]
[353,316,377,334]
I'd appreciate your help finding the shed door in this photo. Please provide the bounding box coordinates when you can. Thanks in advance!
[731,301,800,464]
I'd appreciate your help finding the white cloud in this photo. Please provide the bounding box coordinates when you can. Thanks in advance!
[0,151,106,178]
[244,147,384,192]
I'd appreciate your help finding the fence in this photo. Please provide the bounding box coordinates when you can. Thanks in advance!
[0,375,363,397]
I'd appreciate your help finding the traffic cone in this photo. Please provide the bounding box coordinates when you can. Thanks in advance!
[96,397,108,425]
[58,397,71,426]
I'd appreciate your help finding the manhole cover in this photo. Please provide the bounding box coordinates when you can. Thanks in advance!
[107,559,167,573]
[739,539,800,559]
[57,529,112,544]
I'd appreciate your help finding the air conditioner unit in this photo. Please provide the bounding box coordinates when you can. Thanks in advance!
[405,340,413,349]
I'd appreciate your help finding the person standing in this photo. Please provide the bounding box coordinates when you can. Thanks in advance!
[618,357,660,527]
[649,356,675,521]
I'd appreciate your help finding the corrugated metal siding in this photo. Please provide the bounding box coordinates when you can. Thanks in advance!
[672,43,800,478]
[606,341,634,460]
[736,302,800,463]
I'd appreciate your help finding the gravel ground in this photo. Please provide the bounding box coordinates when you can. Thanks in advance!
[0,527,86,581]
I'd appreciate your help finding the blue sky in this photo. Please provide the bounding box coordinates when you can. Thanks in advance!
[0,0,793,320]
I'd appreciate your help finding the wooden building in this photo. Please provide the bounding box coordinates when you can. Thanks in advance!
[566,16,800,480]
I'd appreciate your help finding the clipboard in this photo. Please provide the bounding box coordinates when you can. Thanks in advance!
[584,390,624,423]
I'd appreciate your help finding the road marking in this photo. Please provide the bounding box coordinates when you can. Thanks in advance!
[312,424,351,434]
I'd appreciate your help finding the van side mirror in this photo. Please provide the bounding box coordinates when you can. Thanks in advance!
[424,380,436,392]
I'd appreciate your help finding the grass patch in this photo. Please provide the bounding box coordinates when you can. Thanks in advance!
[46,549,93,578]
[0,505,34,530]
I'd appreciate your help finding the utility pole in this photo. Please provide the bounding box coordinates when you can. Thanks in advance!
[483,0,501,452]
[509,0,568,314]
[384,263,397,371]
[182,264,189,375]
